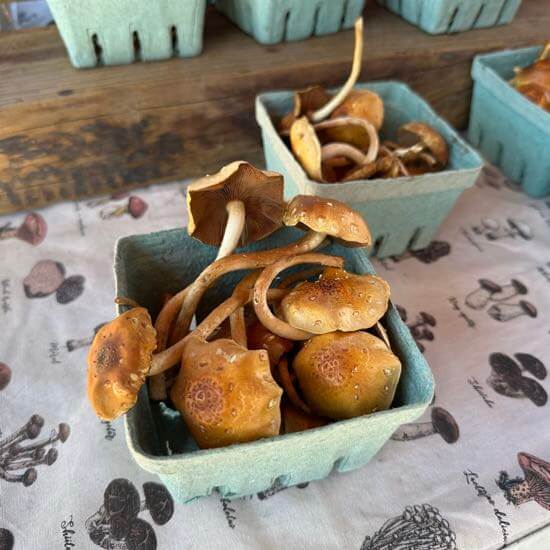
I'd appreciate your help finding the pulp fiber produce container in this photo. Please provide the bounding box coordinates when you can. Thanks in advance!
[215,0,365,44]
[256,81,483,259]
[47,0,206,68]
[117,227,435,502]
[376,0,522,34]
[468,46,550,198]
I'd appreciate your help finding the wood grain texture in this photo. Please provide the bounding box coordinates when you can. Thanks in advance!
[0,1,548,213]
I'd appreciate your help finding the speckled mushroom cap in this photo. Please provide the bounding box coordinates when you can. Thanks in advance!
[87,308,157,421]
[293,331,401,420]
[187,161,285,247]
[398,122,449,167]
[283,195,372,247]
[171,335,283,449]
[281,267,390,334]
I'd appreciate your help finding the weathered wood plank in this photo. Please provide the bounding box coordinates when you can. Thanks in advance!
[0,2,548,213]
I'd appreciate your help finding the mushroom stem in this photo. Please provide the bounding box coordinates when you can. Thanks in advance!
[390,421,435,441]
[66,336,93,352]
[216,200,246,260]
[310,17,363,122]
[278,358,311,413]
[321,142,370,166]
[277,267,324,289]
[253,253,345,341]
[229,307,247,347]
[164,230,327,346]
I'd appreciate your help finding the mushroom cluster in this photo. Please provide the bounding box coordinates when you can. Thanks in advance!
[511,42,550,112]
[278,18,449,183]
[86,166,403,450]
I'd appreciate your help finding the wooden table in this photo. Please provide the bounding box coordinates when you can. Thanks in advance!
[0,1,548,214]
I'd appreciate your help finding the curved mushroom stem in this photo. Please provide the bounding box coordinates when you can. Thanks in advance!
[253,253,345,341]
[229,306,247,347]
[277,267,324,289]
[164,230,327,346]
[321,143,370,166]
[216,200,246,260]
[390,422,435,441]
[310,17,363,122]
[278,358,311,413]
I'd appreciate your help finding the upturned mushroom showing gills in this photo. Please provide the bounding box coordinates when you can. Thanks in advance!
[171,334,283,449]
[187,161,285,260]
[511,42,550,111]
[280,267,390,335]
[292,331,401,420]
[394,122,449,169]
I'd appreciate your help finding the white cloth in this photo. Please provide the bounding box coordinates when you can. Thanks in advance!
[1,166,549,549]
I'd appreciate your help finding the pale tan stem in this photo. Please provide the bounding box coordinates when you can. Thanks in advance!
[278,358,311,413]
[229,308,247,347]
[253,253,344,341]
[321,143,368,166]
[167,230,327,345]
[216,200,246,260]
[310,17,363,122]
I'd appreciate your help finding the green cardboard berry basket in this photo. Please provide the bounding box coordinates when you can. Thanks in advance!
[376,0,522,34]
[468,46,550,198]
[46,0,206,68]
[116,227,434,502]
[256,82,483,259]
[215,0,365,45]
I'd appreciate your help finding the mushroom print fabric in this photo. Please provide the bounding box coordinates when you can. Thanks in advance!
[1,164,550,548]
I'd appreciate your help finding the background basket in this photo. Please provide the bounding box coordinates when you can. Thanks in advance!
[468,46,550,198]
[46,0,206,68]
[215,0,365,45]
[117,227,434,503]
[256,82,483,259]
[376,0,522,34]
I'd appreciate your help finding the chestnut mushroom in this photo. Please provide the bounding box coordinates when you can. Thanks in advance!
[186,161,285,260]
[292,331,401,420]
[0,213,47,246]
[279,267,390,336]
[393,122,449,169]
[279,85,331,134]
[290,116,323,181]
[511,43,550,111]
[330,88,384,130]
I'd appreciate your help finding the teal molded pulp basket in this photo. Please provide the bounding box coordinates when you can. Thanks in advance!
[256,82,483,259]
[376,0,522,34]
[215,0,365,45]
[468,46,550,198]
[47,0,206,68]
[116,227,434,502]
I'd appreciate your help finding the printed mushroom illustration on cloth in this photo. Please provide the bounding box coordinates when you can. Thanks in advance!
[471,218,533,241]
[0,212,47,247]
[360,504,457,550]
[0,415,70,486]
[100,196,149,220]
[388,241,451,265]
[465,277,537,322]
[85,478,174,550]
[0,529,14,550]
[395,306,436,353]
[497,453,550,510]
[0,363,11,392]
[487,353,547,406]
[391,407,459,444]
[256,479,309,501]
[23,260,85,305]
[66,323,107,352]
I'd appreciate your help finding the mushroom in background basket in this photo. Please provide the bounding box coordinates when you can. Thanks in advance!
[186,161,285,260]
[292,331,401,420]
[511,42,550,111]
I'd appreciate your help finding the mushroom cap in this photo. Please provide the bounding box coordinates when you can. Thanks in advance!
[283,195,372,247]
[125,518,157,550]
[127,196,148,219]
[330,88,384,130]
[56,275,85,304]
[398,122,449,167]
[294,85,331,118]
[142,482,174,526]
[507,279,528,295]
[103,478,141,536]
[516,83,550,111]
[518,452,550,488]
[247,320,294,367]
[87,308,157,421]
[478,278,502,293]
[281,268,390,334]
[519,377,548,406]
[410,241,451,263]
[22,468,37,487]
[281,399,328,434]
[0,362,12,391]
[419,312,436,327]
[487,372,523,397]
[45,448,58,466]
[519,300,537,318]
[293,331,401,420]
[314,116,378,154]
[187,161,285,247]
[430,407,459,444]
[512,59,550,91]
[489,352,522,378]
[57,422,71,443]
[15,212,47,245]
[23,260,65,298]
[290,117,324,181]
[171,335,283,449]
[514,353,547,380]
[0,528,14,550]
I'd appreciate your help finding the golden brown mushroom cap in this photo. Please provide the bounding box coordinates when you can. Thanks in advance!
[330,89,384,130]
[87,308,157,421]
[290,117,323,181]
[171,335,283,449]
[283,195,372,247]
[293,331,401,420]
[281,267,389,334]
[187,161,284,247]
[398,122,449,168]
